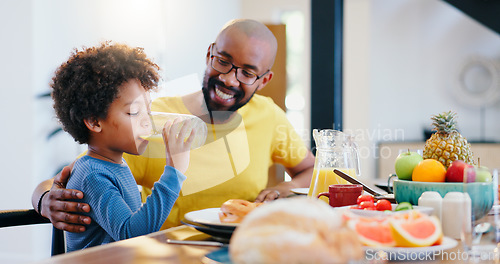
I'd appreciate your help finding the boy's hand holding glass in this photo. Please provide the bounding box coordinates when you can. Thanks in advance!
[141,112,207,149]
[139,112,207,161]
[162,118,196,174]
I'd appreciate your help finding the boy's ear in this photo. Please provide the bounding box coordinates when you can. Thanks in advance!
[84,117,102,132]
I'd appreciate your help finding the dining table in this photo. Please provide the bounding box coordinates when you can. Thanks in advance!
[34,181,500,264]
[36,225,219,264]
[34,215,500,264]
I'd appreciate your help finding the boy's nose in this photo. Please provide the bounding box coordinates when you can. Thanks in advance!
[141,114,153,129]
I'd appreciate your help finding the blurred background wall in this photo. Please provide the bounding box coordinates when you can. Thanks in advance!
[344,0,500,180]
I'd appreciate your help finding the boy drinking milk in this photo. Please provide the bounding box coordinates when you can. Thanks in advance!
[50,42,193,251]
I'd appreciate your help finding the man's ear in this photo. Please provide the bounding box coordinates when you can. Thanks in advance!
[256,71,273,92]
[84,117,102,132]
[205,43,213,65]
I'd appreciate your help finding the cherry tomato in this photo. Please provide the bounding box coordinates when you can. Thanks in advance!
[359,201,376,210]
[357,194,374,205]
[375,199,392,211]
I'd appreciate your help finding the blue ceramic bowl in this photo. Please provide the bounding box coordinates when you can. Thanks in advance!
[393,179,494,219]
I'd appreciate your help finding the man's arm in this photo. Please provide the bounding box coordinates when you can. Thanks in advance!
[254,151,314,202]
[31,164,92,232]
[31,178,54,211]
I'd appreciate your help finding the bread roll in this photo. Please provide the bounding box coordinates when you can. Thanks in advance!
[229,197,364,264]
[219,199,262,223]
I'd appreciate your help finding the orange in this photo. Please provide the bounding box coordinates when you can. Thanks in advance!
[412,159,446,182]
[348,217,396,247]
[389,211,442,247]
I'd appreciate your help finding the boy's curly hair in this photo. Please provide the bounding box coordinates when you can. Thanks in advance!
[51,42,160,144]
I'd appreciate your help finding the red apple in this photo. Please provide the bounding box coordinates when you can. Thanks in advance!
[445,160,474,182]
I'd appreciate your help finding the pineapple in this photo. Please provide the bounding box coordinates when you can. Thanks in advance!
[423,111,474,168]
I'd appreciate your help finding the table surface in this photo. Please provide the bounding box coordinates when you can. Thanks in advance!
[35,220,500,264]
[34,185,500,264]
[37,225,216,264]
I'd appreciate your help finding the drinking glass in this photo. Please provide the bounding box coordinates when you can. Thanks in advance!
[461,167,499,260]
[140,112,207,158]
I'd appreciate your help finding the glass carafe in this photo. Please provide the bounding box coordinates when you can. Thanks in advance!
[308,129,361,203]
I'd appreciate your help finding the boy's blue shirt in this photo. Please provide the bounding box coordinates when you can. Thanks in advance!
[66,155,185,252]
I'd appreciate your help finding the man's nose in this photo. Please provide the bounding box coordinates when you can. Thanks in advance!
[218,68,240,87]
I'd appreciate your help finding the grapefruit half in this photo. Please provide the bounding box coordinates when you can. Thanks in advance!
[389,211,442,247]
[348,217,396,247]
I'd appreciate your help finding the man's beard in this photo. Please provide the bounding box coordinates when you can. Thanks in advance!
[202,76,256,121]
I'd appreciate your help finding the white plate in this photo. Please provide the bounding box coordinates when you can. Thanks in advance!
[291,188,309,195]
[364,237,458,261]
[335,204,434,217]
[184,208,238,229]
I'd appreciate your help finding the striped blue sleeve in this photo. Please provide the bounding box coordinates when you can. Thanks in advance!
[125,166,186,237]
[84,165,185,240]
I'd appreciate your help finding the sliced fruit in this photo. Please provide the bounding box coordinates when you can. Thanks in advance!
[395,202,413,211]
[389,211,442,247]
[348,217,396,247]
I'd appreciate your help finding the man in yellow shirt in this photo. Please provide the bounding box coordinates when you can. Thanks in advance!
[32,19,315,232]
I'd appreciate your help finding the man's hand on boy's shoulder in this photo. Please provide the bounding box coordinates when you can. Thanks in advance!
[42,165,92,233]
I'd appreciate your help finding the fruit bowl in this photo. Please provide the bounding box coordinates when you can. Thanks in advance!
[393,179,494,219]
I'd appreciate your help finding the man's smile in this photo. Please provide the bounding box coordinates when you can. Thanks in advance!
[215,86,236,100]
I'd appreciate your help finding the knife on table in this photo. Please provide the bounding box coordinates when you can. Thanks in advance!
[166,239,226,247]
[333,169,396,203]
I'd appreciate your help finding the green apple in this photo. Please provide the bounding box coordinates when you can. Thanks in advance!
[475,166,492,182]
[395,151,423,180]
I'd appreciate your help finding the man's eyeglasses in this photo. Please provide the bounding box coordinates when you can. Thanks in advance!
[210,43,269,85]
